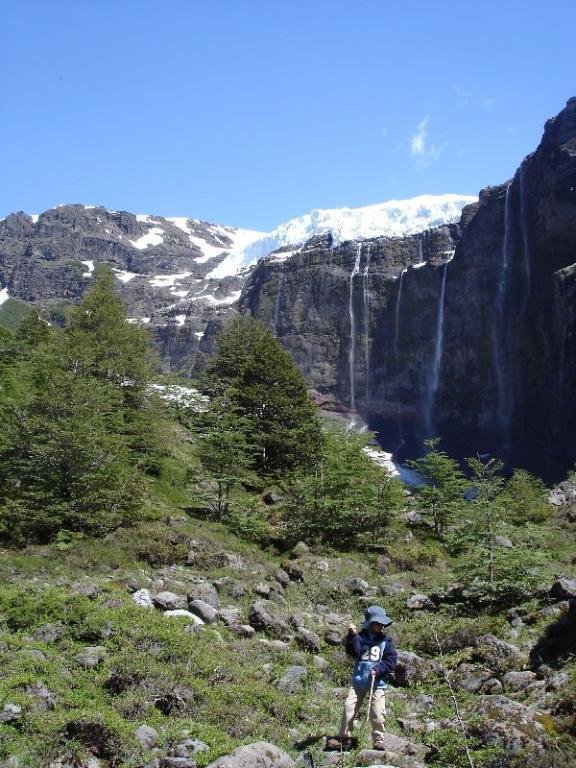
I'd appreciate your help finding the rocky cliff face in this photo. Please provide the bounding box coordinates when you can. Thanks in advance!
[1,100,574,480]
[240,98,576,481]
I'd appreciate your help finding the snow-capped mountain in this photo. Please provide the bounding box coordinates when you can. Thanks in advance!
[106,193,475,278]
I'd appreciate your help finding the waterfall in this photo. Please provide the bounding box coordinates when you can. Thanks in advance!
[493,183,513,437]
[273,271,284,336]
[363,243,372,406]
[425,261,449,436]
[394,269,406,358]
[349,242,362,410]
[519,161,532,317]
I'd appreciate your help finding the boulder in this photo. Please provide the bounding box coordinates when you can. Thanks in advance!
[188,583,219,610]
[135,724,159,749]
[230,624,256,639]
[405,594,435,611]
[132,589,154,609]
[451,663,494,693]
[165,610,204,624]
[347,578,369,595]
[470,695,547,754]
[0,703,22,723]
[75,646,107,669]
[295,627,322,654]
[502,670,537,692]
[550,578,576,600]
[153,591,186,611]
[393,651,433,687]
[188,599,219,624]
[32,622,65,643]
[248,600,291,639]
[218,607,241,626]
[205,742,294,768]
[70,581,101,600]
[274,569,290,588]
[277,666,308,693]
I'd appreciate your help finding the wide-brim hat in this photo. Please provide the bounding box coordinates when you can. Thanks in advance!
[361,605,393,629]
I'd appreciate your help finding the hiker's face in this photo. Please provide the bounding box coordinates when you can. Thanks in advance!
[369,621,384,633]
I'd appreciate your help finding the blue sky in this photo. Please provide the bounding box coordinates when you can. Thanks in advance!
[1,0,574,230]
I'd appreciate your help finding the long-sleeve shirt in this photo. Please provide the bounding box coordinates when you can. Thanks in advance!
[345,629,398,689]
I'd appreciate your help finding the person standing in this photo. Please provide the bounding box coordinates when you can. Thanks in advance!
[329,605,397,751]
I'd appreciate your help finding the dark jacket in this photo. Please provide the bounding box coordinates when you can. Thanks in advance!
[345,629,398,689]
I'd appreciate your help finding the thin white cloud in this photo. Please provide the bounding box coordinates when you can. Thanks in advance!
[452,84,496,111]
[410,117,429,157]
[410,116,445,167]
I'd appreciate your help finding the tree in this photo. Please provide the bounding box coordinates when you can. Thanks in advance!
[450,456,546,604]
[201,316,322,476]
[191,392,258,519]
[498,469,551,524]
[0,345,143,544]
[281,427,405,548]
[408,438,467,537]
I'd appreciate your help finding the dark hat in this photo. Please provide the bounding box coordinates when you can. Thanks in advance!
[361,605,393,629]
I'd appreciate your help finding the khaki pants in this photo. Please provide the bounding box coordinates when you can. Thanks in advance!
[339,685,386,744]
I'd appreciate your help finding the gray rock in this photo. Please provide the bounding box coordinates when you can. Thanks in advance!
[135,724,159,749]
[550,577,576,600]
[295,627,322,654]
[277,666,308,693]
[379,581,405,596]
[248,600,291,639]
[274,569,290,588]
[254,583,272,597]
[209,552,244,570]
[218,607,241,626]
[75,646,107,668]
[32,622,65,643]
[502,670,537,691]
[70,581,101,599]
[26,681,56,711]
[495,535,514,548]
[205,742,294,768]
[159,759,197,768]
[263,492,282,505]
[547,671,571,690]
[187,583,219,609]
[153,591,186,611]
[132,588,154,609]
[19,648,46,661]
[165,610,204,624]
[393,651,433,687]
[291,541,310,557]
[451,663,494,693]
[347,577,369,595]
[188,599,219,623]
[470,695,547,753]
[405,593,435,611]
[230,624,256,639]
[0,703,22,723]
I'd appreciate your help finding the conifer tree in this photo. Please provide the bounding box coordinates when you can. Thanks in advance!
[201,316,321,476]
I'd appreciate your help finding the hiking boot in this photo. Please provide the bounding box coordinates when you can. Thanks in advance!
[325,736,356,751]
[372,741,386,751]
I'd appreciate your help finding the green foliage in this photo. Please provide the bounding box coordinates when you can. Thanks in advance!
[201,316,322,476]
[281,427,405,548]
[190,393,259,519]
[408,438,467,536]
[499,468,551,523]
[0,275,162,545]
[0,296,33,331]
[450,457,547,605]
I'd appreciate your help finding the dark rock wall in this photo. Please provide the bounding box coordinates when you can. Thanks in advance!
[241,99,576,480]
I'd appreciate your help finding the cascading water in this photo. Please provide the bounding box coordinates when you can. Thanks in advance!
[493,183,513,440]
[363,243,372,405]
[519,161,532,316]
[273,271,284,336]
[425,261,449,437]
[349,242,362,410]
[394,269,406,359]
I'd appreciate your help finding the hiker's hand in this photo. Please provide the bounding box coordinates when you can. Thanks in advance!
[348,623,357,634]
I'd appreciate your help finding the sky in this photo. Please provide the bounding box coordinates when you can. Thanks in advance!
[0,0,574,230]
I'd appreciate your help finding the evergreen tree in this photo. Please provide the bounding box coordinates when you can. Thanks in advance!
[191,392,258,519]
[201,316,322,476]
[408,438,467,537]
[282,427,405,547]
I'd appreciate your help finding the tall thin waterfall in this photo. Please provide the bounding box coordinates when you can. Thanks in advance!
[425,261,449,436]
[273,271,284,336]
[362,243,372,406]
[349,242,362,410]
[394,269,406,358]
[494,183,513,435]
[519,162,531,317]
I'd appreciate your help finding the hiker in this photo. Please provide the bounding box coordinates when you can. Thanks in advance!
[329,605,397,751]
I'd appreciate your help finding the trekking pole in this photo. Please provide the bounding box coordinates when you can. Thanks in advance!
[365,672,376,727]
